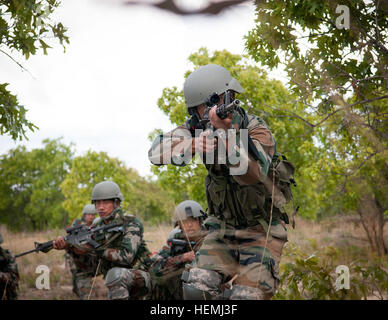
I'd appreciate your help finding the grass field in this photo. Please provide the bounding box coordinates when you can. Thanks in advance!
[1,216,387,300]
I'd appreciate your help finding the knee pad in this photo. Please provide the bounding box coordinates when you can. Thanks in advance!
[182,283,213,300]
[105,267,125,287]
[229,284,268,300]
[181,268,222,300]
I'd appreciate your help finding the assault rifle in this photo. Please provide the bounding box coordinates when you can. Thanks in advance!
[201,90,263,163]
[200,90,240,129]
[168,239,196,257]
[15,222,124,258]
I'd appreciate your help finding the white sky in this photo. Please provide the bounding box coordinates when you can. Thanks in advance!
[0,0,286,177]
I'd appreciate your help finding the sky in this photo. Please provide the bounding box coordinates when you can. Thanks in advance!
[0,0,286,177]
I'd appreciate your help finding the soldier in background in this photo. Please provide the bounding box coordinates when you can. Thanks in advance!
[65,204,98,299]
[53,181,153,300]
[150,200,207,299]
[0,231,19,300]
[149,64,292,300]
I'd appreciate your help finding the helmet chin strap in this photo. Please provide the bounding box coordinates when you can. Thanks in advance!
[101,199,120,222]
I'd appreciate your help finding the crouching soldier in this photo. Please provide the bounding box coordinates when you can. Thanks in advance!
[0,232,19,300]
[150,200,207,299]
[53,181,152,300]
[65,204,98,299]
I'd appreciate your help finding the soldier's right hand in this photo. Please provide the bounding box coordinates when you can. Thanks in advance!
[53,236,68,250]
[192,130,217,154]
[182,250,195,263]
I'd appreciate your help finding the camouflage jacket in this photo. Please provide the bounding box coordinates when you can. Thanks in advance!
[89,209,151,277]
[150,229,206,299]
[148,109,289,228]
[0,246,19,300]
[66,218,97,276]
[148,109,275,184]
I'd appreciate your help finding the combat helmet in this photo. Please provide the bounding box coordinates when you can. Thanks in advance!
[91,181,123,221]
[91,181,124,203]
[183,64,244,112]
[81,204,97,222]
[173,200,206,227]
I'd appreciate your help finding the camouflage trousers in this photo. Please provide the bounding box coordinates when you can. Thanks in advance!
[184,217,287,300]
[65,253,96,300]
[104,267,153,300]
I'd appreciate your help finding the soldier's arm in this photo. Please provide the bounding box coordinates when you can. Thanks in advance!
[97,220,143,266]
[228,113,275,185]
[151,245,193,279]
[148,125,194,166]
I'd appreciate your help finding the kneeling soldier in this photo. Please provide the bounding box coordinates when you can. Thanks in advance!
[53,181,152,300]
[150,200,207,299]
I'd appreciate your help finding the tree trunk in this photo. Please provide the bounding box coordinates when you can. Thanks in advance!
[358,194,387,256]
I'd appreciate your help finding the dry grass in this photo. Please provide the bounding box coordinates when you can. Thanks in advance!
[0,223,172,300]
[1,216,387,300]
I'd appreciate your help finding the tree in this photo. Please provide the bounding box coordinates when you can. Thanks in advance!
[245,0,387,254]
[61,151,175,226]
[0,138,74,230]
[0,0,69,140]
[151,47,325,220]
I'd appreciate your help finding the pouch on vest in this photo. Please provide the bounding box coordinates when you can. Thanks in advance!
[268,153,296,204]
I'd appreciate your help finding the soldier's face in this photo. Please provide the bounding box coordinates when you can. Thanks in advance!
[84,214,95,226]
[95,200,115,218]
[179,217,201,238]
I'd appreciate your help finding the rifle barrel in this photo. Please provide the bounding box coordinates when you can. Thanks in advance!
[15,248,38,258]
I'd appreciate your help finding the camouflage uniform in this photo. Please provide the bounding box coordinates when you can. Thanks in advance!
[149,109,289,300]
[0,234,19,300]
[150,228,206,300]
[65,218,97,300]
[89,208,153,300]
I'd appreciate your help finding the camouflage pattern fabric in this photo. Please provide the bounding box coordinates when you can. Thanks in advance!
[191,216,287,299]
[105,267,153,300]
[0,246,19,300]
[150,229,206,299]
[65,218,97,299]
[148,108,289,300]
[88,208,152,300]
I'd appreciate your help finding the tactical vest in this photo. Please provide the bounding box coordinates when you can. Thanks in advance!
[185,109,295,228]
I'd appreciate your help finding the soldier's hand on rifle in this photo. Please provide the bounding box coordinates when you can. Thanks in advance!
[182,250,195,263]
[53,236,68,250]
[192,130,217,154]
[209,106,233,130]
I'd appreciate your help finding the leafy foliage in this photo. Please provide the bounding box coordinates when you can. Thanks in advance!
[275,242,388,300]
[0,138,73,230]
[0,140,176,231]
[0,0,69,140]
[245,0,388,254]
[60,151,175,226]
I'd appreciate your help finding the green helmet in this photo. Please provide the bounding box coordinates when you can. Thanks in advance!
[91,181,124,203]
[82,204,97,216]
[173,200,206,227]
[0,231,3,244]
[183,64,244,109]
